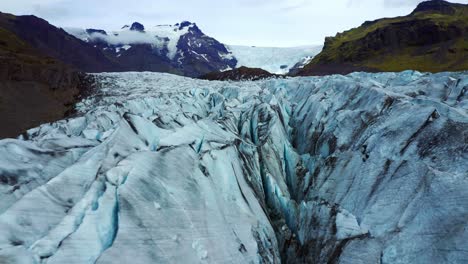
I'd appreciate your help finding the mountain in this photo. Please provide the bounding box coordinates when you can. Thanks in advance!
[0,71,466,263]
[0,12,119,72]
[0,13,241,77]
[200,66,277,81]
[0,12,95,138]
[296,0,468,76]
[66,23,324,77]
[0,12,320,77]
[66,21,238,77]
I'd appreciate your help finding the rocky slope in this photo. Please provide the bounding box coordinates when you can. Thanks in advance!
[0,12,119,72]
[0,14,92,138]
[200,66,277,81]
[297,0,468,76]
[0,71,466,263]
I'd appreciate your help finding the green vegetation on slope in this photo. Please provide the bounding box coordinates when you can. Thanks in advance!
[298,0,468,75]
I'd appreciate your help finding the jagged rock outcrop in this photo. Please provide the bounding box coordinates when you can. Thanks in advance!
[0,71,467,263]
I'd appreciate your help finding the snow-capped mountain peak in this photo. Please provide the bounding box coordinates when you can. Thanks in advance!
[64,21,237,77]
[66,21,205,58]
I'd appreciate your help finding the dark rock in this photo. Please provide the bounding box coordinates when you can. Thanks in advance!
[0,54,93,138]
[178,21,193,30]
[130,22,144,32]
[86,28,107,35]
[200,66,278,81]
[412,0,457,15]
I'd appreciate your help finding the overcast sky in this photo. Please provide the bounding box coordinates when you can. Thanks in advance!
[1,0,467,47]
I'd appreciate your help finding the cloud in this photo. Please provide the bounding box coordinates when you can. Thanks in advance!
[383,0,425,7]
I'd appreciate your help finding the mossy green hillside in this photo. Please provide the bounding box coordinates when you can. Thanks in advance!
[300,1,468,75]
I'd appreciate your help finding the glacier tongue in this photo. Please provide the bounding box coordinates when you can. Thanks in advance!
[1,71,467,263]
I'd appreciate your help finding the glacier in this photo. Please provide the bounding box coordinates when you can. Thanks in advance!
[0,71,467,263]
[227,45,322,74]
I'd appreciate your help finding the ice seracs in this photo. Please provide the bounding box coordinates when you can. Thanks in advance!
[0,70,467,263]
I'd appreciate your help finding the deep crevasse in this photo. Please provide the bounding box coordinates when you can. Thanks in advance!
[0,71,467,263]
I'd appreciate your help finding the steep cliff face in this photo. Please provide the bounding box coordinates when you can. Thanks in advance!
[297,0,468,76]
[0,71,466,263]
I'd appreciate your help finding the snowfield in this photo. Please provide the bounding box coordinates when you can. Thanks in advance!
[0,71,467,263]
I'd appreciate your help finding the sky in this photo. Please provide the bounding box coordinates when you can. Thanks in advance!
[1,0,467,47]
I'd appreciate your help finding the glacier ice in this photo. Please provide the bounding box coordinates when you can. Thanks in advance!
[227,45,322,74]
[0,70,467,263]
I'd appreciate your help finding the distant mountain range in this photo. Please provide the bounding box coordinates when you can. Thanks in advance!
[65,23,320,77]
[0,11,319,78]
[296,0,468,75]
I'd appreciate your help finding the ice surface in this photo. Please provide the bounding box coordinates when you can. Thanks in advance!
[228,45,322,74]
[0,71,467,263]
